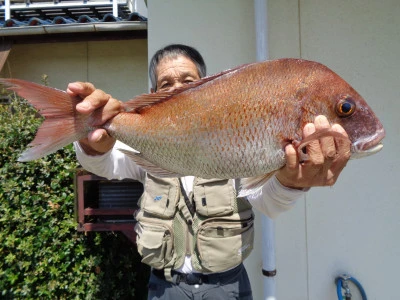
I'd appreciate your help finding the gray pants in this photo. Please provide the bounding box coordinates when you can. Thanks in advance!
[147,263,253,300]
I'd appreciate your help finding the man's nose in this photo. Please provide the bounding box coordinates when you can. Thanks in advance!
[172,82,184,89]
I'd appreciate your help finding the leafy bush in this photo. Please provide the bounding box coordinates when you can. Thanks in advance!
[0,93,149,299]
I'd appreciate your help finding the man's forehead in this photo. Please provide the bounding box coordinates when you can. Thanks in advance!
[156,56,199,77]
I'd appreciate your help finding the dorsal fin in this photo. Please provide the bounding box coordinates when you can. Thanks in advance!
[122,64,247,113]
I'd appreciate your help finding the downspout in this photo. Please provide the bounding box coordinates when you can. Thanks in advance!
[5,0,11,20]
[112,0,119,17]
[254,1,277,299]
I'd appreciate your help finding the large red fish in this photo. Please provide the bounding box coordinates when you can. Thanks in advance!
[0,59,385,195]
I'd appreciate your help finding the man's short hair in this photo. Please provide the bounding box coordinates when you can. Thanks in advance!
[149,44,207,91]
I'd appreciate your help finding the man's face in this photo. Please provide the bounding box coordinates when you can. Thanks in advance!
[155,56,201,92]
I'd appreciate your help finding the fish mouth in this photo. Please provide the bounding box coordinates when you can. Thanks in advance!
[351,128,386,159]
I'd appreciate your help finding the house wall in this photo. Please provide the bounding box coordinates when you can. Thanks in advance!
[1,39,148,101]
[270,1,400,299]
[148,1,399,299]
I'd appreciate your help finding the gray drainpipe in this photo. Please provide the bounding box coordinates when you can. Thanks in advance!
[254,1,277,299]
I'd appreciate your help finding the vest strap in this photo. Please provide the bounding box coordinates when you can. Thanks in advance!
[179,178,196,217]
[178,194,194,224]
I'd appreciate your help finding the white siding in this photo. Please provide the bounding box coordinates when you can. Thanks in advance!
[271,1,400,299]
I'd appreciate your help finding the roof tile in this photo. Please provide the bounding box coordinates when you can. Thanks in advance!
[0,3,147,27]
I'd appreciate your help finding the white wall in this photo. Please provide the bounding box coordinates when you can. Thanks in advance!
[270,1,400,299]
[147,0,256,75]
[149,1,399,299]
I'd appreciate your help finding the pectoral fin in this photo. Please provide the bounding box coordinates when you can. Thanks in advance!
[238,172,276,198]
[117,148,183,178]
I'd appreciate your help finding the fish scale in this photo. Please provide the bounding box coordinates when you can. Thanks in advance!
[0,58,385,195]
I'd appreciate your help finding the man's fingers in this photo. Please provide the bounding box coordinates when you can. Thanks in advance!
[87,129,116,153]
[67,82,111,114]
[83,89,112,111]
[79,129,116,155]
[67,82,95,97]
[329,124,351,177]
[284,144,298,170]
[69,82,120,155]
[276,116,351,189]
[315,115,336,159]
[88,129,110,144]
[303,123,324,165]
[332,123,351,156]
[90,97,124,126]
[76,89,112,114]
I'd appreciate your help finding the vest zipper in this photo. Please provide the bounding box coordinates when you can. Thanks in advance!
[186,179,196,257]
[186,220,192,256]
[198,213,254,227]
[196,215,254,259]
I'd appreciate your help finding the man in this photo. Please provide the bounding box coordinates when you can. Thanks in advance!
[68,44,350,299]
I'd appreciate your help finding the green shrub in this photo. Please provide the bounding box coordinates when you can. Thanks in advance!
[0,94,149,299]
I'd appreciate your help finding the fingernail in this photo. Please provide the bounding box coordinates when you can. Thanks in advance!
[304,123,315,134]
[332,124,343,132]
[315,115,329,125]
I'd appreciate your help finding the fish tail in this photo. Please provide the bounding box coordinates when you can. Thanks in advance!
[0,78,88,161]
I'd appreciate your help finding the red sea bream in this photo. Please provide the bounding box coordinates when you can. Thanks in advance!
[0,59,385,195]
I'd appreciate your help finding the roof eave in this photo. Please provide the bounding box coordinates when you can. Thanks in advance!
[0,21,147,36]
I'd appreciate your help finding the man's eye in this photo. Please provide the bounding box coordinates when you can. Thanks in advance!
[159,83,171,90]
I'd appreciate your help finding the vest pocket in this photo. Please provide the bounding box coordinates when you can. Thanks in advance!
[140,176,180,218]
[192,179,235,217]
[135,220,174,269]
[196,213,254,272]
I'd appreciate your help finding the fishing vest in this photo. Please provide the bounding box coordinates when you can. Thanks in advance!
[134,174,254,282]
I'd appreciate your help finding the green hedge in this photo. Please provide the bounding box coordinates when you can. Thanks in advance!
[0,94,149,299]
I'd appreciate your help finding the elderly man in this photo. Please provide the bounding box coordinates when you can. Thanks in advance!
[68,44,350,300]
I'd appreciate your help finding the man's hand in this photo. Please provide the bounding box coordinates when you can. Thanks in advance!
[275,115,351,189]
[67,82,123,155]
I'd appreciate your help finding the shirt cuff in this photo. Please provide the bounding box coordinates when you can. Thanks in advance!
[265,175,309,205]
[248,175,308,219]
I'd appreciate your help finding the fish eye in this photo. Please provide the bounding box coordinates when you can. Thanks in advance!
[336,97,356,117]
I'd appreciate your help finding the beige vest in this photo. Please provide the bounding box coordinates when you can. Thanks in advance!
[135,174,254,281]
